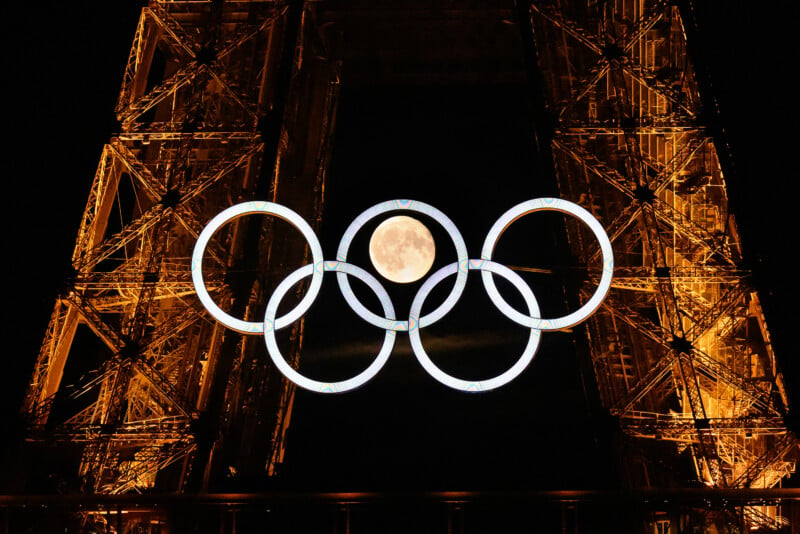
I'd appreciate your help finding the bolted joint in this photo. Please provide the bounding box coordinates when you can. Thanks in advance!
[120,341,142,361]
[160,188,182,208]
[196,46,217,66]
[635,184,656,204]
[603,43,624,60]
[670,335,694,355]
[694,418,711,431]
[189,415,217,445]
[620,115,637,130]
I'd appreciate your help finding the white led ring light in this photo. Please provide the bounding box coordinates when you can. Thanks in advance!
[480,198,614,331]
[335,199,469,332]
[263,261,396,393]
[191,197,614,393]
[191,201,324,334]
[408,260,542,392]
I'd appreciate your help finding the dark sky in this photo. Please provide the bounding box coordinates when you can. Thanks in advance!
[4,4,144,414]
[3,1,800,491]
[687,2,800,415]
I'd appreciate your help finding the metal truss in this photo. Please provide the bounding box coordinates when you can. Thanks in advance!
[19,0,797,532]
[526,0,795,529]
[22,0,340,496]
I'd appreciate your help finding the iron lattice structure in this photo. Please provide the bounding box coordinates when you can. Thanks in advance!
[15,0,798,532]
[526,0,796,529]
[23,0,340,494]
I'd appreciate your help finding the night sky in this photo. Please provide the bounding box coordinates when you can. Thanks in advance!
[4,1,800,492]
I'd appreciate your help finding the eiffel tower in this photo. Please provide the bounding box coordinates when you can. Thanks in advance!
[6,0,797,532]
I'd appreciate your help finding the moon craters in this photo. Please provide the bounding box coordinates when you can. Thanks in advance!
[369,215,435,283]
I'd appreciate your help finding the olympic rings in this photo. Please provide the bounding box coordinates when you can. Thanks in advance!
[191,198,613,393]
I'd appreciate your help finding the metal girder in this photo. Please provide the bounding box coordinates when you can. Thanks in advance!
[23,301,80,425]
[558,125,702,134]
[105,440,197,495]
[529,0,796,525]
[108,140,167,200]
[118,131,257,142]
[132,360,189,418]
[623,61,696,117]
[619,0,670,54]
[530,3,603,55]
[64,292,125,353]
[688,348,776,415]
[611,349,674,416]
[71,135,260,275]
[569,63,611,112]
[177,139,263,203]
[675,353,726,485]
[116,6,196,118]
[604,295,777,418]
[685,281,749,342]
[744,506,789,531]
[621,414,790,441]
[23,0,338,500]
[553,137,734,264]
[122,63,200,124]
[216,6,288,63]
[72,147,123,265]
[611,266,747,284]
[733,433,798,489]
[650,137,708,197]
[73,206,166,273]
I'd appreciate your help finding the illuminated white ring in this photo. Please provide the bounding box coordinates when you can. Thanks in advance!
[336,200,469,332]
[480,198,613,331]
[191,201,324,334]
[263,261,396,393]
[408,260,542,392]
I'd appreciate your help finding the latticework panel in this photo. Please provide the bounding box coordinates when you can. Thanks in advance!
[22,0,339,495]
[527,0,795,529]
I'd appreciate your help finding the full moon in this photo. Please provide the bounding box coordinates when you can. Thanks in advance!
[369,215,436,283]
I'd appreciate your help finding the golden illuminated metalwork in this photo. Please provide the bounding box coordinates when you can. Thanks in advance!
[525,0,796,529]
[23,0,340,495]
[18,0,797,532]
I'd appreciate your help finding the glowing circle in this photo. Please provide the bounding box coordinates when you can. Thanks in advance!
[336,200,468,332]
[191,196,614,393]
[263,261,396,393]
[369,215,435,284]
[480,197,614,331]
[408,260,542,392]
[191,201,324,334]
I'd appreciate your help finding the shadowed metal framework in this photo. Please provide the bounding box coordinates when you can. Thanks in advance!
[22,0,340,495]
[525,0,796,529]
[16,0,798,532]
